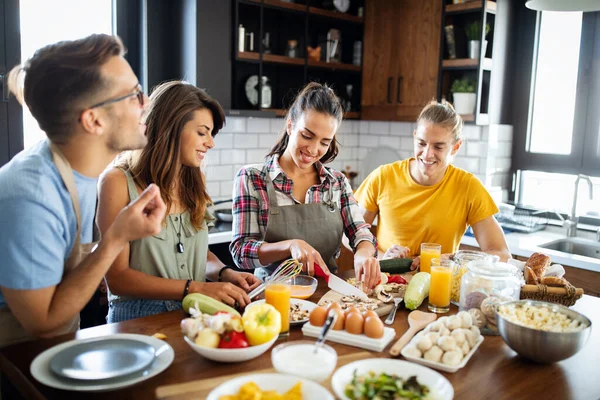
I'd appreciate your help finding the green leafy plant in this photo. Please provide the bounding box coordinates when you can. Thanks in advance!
[465,21,491,41]
[451,77,476,93]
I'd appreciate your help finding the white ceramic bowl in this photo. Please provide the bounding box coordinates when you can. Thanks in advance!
[271,340,337,382]
[184,334,277,363]
[207,373,334,400]
[331,358,454,400]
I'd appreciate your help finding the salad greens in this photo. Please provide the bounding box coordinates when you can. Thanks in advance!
[345,371,430,400]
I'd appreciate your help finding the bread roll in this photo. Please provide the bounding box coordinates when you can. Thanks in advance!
[524,266,539,285]
[541,276,569,287]
[526,252,551,279]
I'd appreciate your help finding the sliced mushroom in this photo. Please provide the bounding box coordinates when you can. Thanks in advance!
[379,272,389,285]
[375,284,394,303]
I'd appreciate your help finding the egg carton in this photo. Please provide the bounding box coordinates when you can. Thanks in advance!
[301,323,395,352]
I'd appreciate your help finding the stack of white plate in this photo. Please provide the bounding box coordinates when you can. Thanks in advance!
[30,333,174,392]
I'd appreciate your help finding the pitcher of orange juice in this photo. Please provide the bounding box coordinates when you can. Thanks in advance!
[265,283,291,337]
[420,243,441,274]
[428,258,457,313]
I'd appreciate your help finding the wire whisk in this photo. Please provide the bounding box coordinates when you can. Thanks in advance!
[248,259,303,299]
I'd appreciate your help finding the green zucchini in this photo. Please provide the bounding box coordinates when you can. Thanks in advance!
[379,258,413,274]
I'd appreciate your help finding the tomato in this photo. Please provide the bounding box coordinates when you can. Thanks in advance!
[242,303,281,346]
[218,331,249,349]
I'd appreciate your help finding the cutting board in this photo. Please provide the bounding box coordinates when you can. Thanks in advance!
[155,351,371,400]
[318,290,395,317]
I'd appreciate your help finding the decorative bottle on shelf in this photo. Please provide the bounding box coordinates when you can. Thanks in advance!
[260,77,272,109]
[238,24,245,52]
[286,40,298,58]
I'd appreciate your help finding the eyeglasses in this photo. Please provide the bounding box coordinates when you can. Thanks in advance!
[88,83,144,109]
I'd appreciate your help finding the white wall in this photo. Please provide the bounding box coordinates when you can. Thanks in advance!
[206,117,513,204]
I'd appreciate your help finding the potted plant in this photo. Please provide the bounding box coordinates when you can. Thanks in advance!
[465,21,491,59]
[451,77,476,115]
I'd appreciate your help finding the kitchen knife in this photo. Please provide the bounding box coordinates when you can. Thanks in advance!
[327,273,370,301]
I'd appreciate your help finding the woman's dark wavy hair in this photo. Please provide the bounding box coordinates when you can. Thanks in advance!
[267,82,343,164]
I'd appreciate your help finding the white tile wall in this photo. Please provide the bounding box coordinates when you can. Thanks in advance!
[205,117,514,201]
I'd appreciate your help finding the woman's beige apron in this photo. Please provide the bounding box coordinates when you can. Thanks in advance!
[255,167,344,281]
[0,144,98,348]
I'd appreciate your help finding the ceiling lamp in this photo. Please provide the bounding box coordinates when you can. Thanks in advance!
[525,0,600,12]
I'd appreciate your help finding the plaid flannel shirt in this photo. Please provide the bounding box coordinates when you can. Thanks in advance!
[230,154,377,270]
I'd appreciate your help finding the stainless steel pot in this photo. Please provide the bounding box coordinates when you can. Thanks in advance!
[211,199,233,222]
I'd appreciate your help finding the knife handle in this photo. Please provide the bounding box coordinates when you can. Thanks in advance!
[314,264,329,283]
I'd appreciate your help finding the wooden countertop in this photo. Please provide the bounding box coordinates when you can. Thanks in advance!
[1,272,599,399]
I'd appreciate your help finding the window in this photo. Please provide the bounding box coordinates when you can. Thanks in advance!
[19,0,114,149]
[512,10,600,219]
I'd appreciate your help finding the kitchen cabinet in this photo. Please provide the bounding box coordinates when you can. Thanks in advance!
[361,0,442,121]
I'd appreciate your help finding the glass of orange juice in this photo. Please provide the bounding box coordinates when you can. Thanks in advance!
[265,283,291,337]
[428,258,456,313]
[420,243,441,274]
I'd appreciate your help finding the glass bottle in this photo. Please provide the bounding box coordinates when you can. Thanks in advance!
[260,76,272,109]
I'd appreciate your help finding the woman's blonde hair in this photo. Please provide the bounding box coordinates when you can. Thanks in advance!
[118,80,225,229]
[416,99,463,142]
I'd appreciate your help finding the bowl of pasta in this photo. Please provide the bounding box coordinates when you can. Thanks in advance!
[495,300,591,363]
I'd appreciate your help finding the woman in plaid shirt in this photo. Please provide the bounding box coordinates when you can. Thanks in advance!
[230,83,381,289]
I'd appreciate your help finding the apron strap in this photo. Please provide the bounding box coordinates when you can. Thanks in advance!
[262,166,281,215]
[49,142,82,252]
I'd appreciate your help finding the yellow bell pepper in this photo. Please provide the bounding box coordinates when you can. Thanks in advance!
[242,303,281,346]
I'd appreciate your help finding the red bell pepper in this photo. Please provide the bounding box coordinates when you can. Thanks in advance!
[218,331,249,349]
[387,275,408,284]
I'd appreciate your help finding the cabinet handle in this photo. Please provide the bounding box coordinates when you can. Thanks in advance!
[0,74,8,102]
[396,76,403,104]
[387,77,393,103]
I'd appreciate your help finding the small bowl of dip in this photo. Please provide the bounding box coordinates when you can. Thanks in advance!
[271,340,337,383]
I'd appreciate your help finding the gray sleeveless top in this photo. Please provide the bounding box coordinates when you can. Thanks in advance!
[108,168,214,303]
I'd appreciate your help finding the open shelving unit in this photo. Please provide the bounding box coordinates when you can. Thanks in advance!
[437,0,497,125]
[233,0,365,118]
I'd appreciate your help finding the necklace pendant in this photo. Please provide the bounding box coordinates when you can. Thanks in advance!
[177,242,184,253]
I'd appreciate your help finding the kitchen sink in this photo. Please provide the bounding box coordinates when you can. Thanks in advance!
[538,237,600,260]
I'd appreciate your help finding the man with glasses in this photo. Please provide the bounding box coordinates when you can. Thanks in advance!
[0,34,166,349]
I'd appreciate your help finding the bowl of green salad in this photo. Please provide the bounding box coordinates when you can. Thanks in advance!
[331,358,453,400]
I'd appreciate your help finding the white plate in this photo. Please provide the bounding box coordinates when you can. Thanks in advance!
[331,358,454,400]
[301,322,395,352]
[207,373,334,400]
[248,298,318,326]
[401,332,484,373]
[30,333,174,392]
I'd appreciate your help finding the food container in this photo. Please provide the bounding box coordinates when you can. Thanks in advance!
[286,275,318,299]
[459,260,520,335]
[451,250,497,305]
[271,341,337,382]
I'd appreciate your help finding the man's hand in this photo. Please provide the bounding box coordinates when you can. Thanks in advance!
[221,269,262,292]
[354,250,380,290]
[289,240,330,276]
[106,184,166,244]
[382,244,410,260]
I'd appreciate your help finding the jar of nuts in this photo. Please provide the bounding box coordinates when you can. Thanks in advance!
[451,250,498,305]
[459,260,520,335]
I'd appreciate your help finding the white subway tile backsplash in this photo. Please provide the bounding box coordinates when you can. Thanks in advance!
[467,141,487,157]
[390,122,414,136]
[270,118,285,133]
[359,134,379,148]
[247,118,271,133]
[207,150,220,165]
[454,157,480,174]
[220,181,234,199]
[400,137,414,150]
[495,157,512,172]
[222,117,246,133]
[462,125,482,141]
[233,133,258,149]
[206,165,234,181]
[228,149,246,165]
[497,125,513,142]
[369,121,390,135]
[338,120,356,134]
[246,149,268,164]
[358,120,370,134]
[259,133,277,148]
[215,133,233,148]
[378,136,401,149]
[339,134,358,147]
[497,142,512,157]
[358,148,369,160]
[206,181,221,197]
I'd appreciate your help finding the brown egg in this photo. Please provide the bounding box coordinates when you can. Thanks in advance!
[345,312,365,335]
[344,306,360,318]
[326,302,342,314]
[364,316,385,339]
[331,307,346,330]
[363,310,379,320]
[309,306,327,327]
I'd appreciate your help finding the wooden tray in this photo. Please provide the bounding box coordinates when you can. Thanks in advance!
[155,351,371,400]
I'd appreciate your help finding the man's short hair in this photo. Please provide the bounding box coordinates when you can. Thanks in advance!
[10,34,125,143]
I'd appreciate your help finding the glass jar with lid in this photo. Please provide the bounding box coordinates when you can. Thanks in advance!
[451,250,498,305]
[459,259,521,335]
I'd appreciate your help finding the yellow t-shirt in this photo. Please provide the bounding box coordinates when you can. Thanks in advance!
[354,158,499,256]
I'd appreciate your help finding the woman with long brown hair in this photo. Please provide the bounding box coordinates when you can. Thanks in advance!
[230,82,381,289]
[98,80,260,322]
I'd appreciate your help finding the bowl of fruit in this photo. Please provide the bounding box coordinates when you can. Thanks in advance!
[181,293,281,363]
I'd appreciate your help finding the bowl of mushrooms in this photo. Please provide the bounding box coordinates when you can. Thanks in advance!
[400,311,484,373]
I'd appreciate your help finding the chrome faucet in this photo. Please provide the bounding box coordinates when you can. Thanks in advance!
[564,174,594,237]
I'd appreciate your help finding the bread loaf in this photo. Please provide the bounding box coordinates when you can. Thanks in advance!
[525,252,551,279]
[524,266,539,285]
[541,276,569,287]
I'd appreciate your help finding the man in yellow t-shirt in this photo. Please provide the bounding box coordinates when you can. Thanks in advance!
[355,100,510,268]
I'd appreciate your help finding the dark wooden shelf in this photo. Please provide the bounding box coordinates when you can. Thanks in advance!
[344,111,360,119]
[445,1,496,15]
[262,109,360,119]
[308,59,361,72]
[442,57,493,70]
[308,6,364,24]
[238,52,305,66]
[246,0,307,13]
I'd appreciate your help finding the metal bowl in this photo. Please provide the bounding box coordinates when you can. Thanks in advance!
[495,300,592,364]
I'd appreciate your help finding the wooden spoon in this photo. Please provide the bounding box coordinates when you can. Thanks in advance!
[389,310,438,356]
